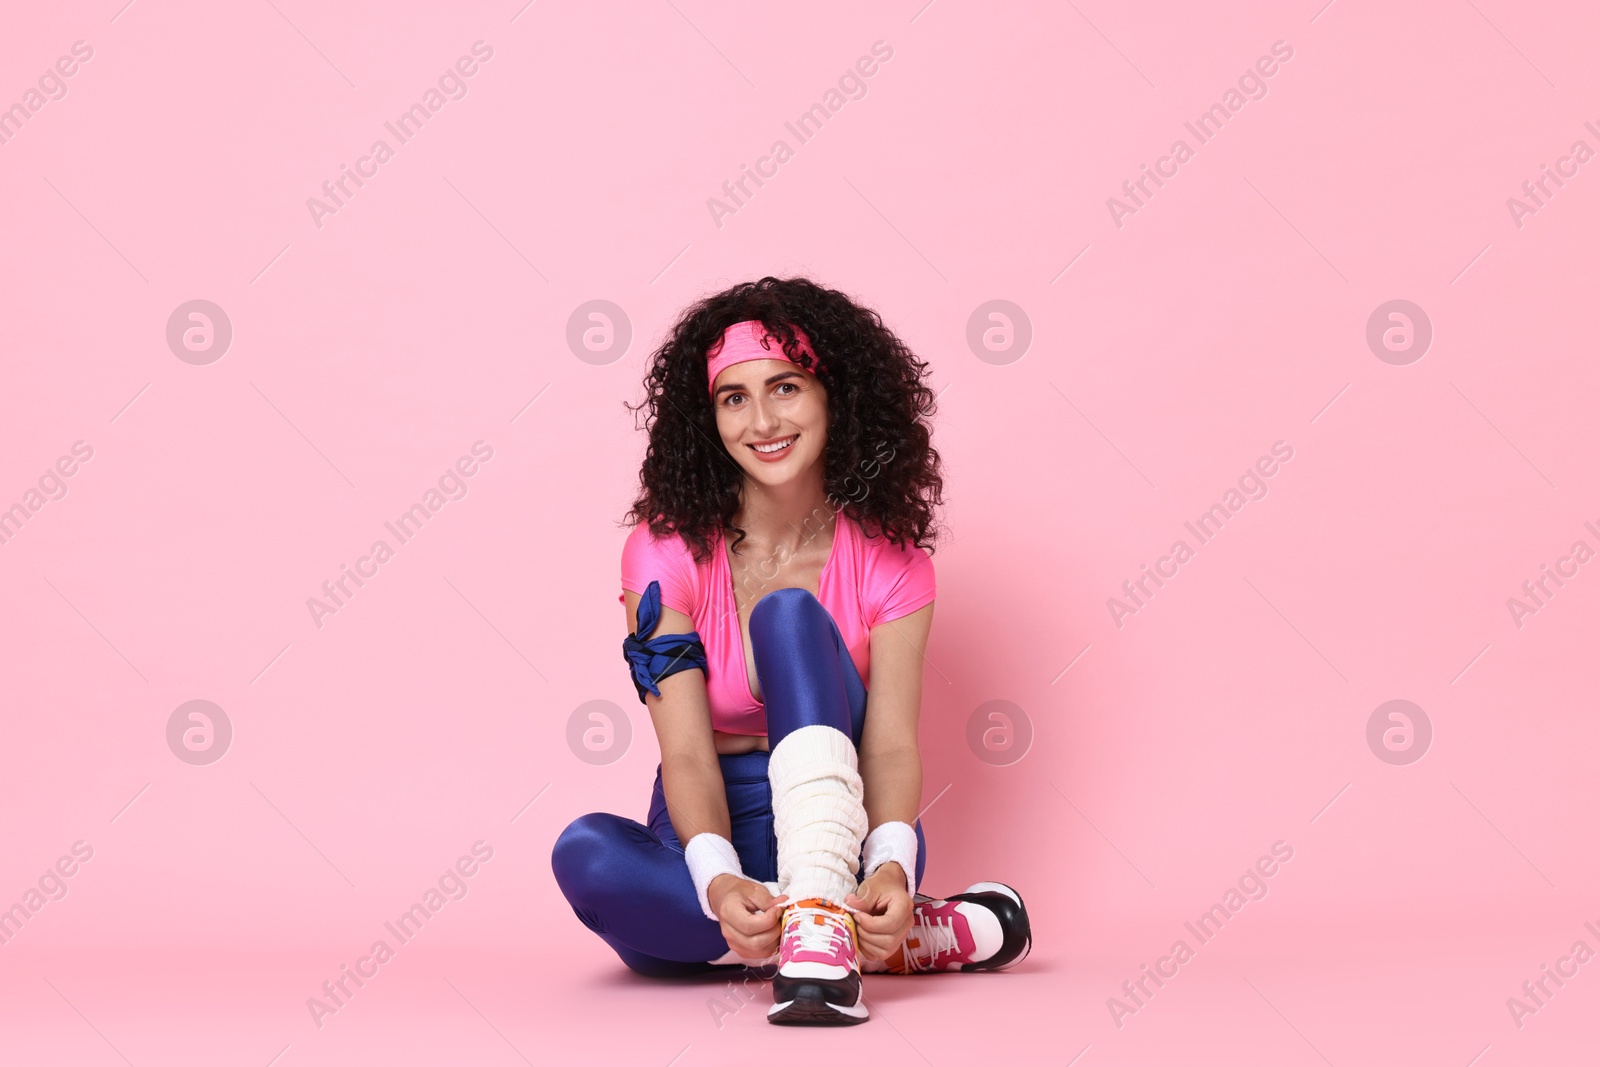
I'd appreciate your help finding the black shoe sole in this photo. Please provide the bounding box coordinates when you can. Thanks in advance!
[767,982,869,1026]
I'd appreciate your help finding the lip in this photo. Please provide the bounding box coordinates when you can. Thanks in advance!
[747,434,798,462]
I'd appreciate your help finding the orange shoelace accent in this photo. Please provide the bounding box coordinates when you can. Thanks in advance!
[783,898,859,953]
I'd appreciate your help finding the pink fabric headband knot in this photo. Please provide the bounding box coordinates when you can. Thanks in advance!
[705,319,820,400]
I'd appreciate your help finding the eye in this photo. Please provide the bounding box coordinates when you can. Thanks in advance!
[775,383,798,396]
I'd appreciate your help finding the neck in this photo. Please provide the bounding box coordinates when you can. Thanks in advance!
[731,469,838,555]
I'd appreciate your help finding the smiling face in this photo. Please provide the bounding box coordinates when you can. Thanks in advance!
[712,357,828,487]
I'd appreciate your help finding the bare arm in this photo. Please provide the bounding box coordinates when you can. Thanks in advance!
[847,598,934,960]
[623,588,788,955]
[622,589,730,847]
[858,600,934,869]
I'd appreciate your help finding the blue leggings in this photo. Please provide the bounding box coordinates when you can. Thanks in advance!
[551,587,929,977]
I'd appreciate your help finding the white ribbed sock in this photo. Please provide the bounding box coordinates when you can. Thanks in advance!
[767,724,868,906]
[707,946,776,966]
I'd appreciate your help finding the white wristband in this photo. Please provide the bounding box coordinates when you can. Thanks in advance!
[862,821,918,899]
[684,833,743,921]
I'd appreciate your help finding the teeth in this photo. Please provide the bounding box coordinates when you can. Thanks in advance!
[753,436,796,453]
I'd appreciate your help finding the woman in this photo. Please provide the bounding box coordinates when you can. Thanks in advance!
[552,276,1030,1026]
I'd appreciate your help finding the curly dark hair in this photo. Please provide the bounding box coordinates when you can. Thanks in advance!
[622,275,945,564]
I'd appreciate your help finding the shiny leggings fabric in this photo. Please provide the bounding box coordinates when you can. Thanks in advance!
[551,587,929,977]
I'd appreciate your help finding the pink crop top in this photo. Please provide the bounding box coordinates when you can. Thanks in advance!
[619,514,936,735]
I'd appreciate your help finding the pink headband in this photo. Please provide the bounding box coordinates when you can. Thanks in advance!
[705,319,820,400]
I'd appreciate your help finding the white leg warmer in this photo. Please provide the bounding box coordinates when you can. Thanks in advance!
[768,724,869,906]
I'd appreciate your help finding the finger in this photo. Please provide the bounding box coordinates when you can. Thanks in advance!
[734,897,769,919]
[725,906,776,937]
[735,925,780,958]
[857,934,891,962]
[738,889,788,918]
[854,911,893,937]
[741,901,793,937]
[743,890,787,913]
[733,914,781,940]
[849,893,888,918]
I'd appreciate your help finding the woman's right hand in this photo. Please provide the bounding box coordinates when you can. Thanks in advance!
[708,874,789,959]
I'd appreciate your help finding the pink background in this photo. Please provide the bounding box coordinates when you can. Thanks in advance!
[4,1,1599,1063]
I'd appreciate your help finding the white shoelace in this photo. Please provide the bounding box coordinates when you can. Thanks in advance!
[788,908,851,956]
[902,913,960,972]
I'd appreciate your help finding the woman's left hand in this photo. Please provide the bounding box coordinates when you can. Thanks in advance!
[844,863,914,962]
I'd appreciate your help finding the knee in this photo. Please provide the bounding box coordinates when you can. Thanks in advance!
[751,586,824,635]
[551,812,624,903]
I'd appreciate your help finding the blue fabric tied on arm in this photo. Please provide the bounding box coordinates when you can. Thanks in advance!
[622,580,709,704]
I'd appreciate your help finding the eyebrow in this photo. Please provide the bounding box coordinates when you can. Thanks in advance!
[714,369,805,396]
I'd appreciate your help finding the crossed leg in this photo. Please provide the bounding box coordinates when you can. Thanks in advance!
[551,588,928,976]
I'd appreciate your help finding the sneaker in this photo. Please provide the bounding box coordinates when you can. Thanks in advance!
[887,881,1032,974]
[767,898,869,1026]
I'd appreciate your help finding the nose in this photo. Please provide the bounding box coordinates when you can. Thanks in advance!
[747,391,783,435]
